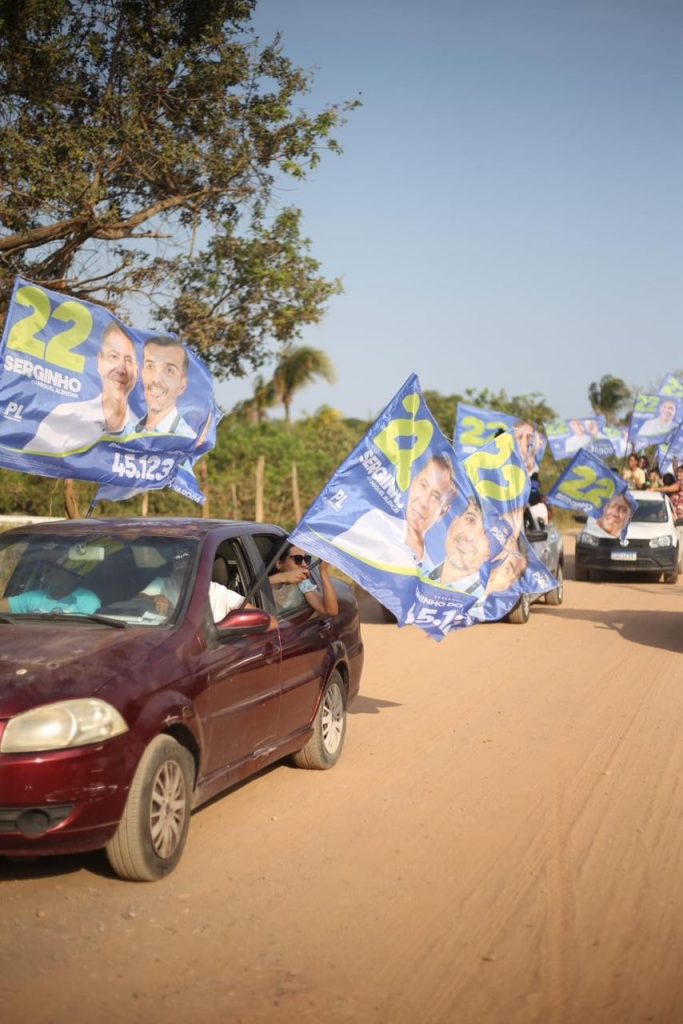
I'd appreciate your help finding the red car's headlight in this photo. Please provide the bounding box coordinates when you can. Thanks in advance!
[0,699,128,753]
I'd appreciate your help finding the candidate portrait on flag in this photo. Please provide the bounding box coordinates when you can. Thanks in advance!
[546,448,636,540]
[291,375,557,640]
[0,277,218,495]
[630,394,681,447]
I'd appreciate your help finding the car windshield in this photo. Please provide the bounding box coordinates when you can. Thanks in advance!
[631,500,668,524]
[0,533,198,625]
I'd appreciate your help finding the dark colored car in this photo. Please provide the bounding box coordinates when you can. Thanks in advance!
[0,518,363,881]
[575,491,679,583]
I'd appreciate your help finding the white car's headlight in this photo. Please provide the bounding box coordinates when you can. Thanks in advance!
[579,531,599,547]
[1,699,128,753]
[649,536,673,548]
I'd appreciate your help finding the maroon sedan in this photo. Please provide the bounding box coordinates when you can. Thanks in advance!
[0,518,363,881]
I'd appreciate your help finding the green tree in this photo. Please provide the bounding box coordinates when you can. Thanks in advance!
[588,375,633,424]
[271,345,337,422]
[0,0,357,377]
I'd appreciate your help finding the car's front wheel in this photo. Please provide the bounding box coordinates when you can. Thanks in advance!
[663,566,679,584]
[292,670,347,770]
[507,592,530,624]
[106,735,195,882]
[546,563,564,605]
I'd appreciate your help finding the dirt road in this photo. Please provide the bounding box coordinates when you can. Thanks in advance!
[2,540,683,1024]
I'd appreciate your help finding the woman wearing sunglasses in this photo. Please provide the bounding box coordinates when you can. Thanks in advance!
[268,542,339,617]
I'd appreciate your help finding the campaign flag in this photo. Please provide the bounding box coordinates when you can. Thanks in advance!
[657,373,683,399]
[0,278,219,499]
[658,421,683,477]
[628,393,680,448]
[454,402,544,475]
[291,375,556,641]
[544,417,615,461]
[547,449,636,539]
[601,425,629,460]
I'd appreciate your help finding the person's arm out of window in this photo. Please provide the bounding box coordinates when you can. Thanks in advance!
[304,562,339,617]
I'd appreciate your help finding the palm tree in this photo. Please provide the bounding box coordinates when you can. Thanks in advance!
[230,373,277,424]
[588,375,633,425]
[272,346,337,423]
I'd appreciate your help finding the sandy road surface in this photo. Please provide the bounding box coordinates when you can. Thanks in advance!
[2,540,683,1024]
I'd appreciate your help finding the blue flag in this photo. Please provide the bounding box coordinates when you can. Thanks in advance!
[546,449,636,539]
[544,417,615,461]
[291,375,556,641]
[0,277,219,499]
[657,373,683,399]
[454,402,546,476]
[629,393,681,448]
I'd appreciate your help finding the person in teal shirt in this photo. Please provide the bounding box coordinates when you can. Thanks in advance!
[0,560,100,616]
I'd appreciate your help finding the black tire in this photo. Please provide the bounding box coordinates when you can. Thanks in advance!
[574,563,587,582]
[106,735,194,882]
[546,563,564,606]
[507,592,530,625]
[663,567,678,584]
[292,670,347,770]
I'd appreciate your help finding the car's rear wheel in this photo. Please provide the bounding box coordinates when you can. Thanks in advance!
[546,563,564,605]
[292,670,347,770]
[507,592,530,625]
[106,735,194,882]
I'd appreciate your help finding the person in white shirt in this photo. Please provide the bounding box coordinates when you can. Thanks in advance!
[135,336,196,439]
[24,323,138,454]
[141,556,244,621]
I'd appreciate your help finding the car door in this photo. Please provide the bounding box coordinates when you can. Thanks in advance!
[195,537,282,780]
[525,507,555,572]
[246,532,332,746]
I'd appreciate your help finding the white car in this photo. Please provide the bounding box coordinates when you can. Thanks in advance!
[575,491,679,583]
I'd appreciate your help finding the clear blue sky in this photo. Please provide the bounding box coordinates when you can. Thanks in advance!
[216,0,683,425]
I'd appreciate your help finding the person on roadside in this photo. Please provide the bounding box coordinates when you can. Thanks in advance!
[656,464,683,519]
[268,542,339,616]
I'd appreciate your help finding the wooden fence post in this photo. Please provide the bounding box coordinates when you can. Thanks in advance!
[199,458,209,518]
[255,455,265,522]
[64,479,80,519]
[291,462,302,523]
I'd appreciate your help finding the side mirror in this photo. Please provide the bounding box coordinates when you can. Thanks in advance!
[216,607,272,635]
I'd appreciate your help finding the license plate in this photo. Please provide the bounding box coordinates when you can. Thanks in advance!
[611,551,637,562]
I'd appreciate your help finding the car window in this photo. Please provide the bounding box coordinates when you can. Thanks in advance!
[0,533,198,624]
[632,500,668,524]
[251,532,311,619]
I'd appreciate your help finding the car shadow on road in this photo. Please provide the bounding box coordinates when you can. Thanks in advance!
[0,848,107,883]
[349,695,402,715]
[533,605,683,655]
